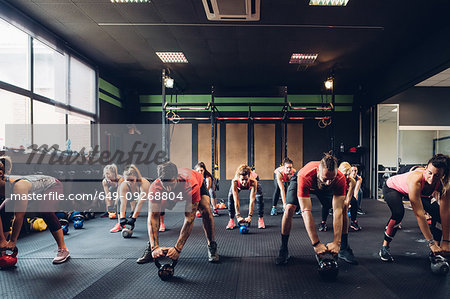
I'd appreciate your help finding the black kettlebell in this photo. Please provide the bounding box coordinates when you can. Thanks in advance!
[429,253,449,276]
[155,253,178,281]
[316,253,339,281]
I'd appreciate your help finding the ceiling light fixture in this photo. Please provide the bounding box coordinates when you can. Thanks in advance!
[324,77,334,89]
[391,108,398,112]
[156,52,188,63]
[289,53,318,64]
[309,0,349,6]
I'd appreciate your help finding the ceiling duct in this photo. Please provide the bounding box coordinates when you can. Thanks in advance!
[202,0,260,21]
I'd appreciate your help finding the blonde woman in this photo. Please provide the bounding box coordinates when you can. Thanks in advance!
[101,164,123,218]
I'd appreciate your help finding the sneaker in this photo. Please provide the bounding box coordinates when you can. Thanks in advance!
[207,241,219,262]
[357,209,366,215]
[329,208,333,216]
[270,207,278,216]
[295,210,302,216]
[350,220,361,231]
[218,202,227,209]
[379,246,394,262]
[110,223,123,233]
[213,209,219,217]
[319,222,327,232]
[226,219,235,230]
[338,247,358,265]
[136,242,153,264]
[53,248,70,264]
[196,210,202,218]
[276,248,290,265]
[258,218,265,229]
[159,222,166,232]
[100,211,109,218]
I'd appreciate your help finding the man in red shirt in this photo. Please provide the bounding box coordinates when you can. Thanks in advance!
[276,153,349,265]
[138,162,219,264]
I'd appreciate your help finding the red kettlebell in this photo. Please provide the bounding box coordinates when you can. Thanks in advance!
[0,247,18,269]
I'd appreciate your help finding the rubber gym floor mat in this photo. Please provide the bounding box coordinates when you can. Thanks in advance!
[73,258,240,299]
[0,258,124,299]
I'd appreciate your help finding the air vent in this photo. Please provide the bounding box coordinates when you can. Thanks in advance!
[202,0,260,21]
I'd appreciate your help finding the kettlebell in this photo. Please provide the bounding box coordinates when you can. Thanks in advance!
[121,224,134,238]
[59,219,69,235]
[0,247,18,269]
[429,253,449,276]
[239,222,249,234]
[68,211,81,222]
[73,214,85,229]
[29,217,47,232]
[155,256,178,281]
[108,212,117,219]
[316,253,339,281]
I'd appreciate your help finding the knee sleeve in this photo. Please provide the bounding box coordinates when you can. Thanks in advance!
[384,219,401,242]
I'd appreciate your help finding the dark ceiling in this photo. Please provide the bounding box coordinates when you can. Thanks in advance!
[3,0,450,96]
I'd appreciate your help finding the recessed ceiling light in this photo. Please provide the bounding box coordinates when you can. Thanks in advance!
[156,52,189,63]
[289,53,318,64]
[111,0,150,3]
[391,108,398,112]
[309,0,349,6]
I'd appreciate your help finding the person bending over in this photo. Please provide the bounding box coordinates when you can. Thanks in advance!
[227,165,265,230]
[271,158,296,216]
[138,162,219,264]
[379,154,450,262]
[276,153,346,265]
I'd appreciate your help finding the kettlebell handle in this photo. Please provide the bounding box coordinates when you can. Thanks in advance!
[1,247,18,258]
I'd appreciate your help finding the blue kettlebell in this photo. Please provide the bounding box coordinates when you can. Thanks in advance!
[239,222,249,234]
[73,215,85,229]
[59,219,69,235]
[69,211,81,222]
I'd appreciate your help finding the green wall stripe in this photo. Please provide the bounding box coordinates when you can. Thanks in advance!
[100,92,122,108]
[99,78,121,99]
[140,94,353,104]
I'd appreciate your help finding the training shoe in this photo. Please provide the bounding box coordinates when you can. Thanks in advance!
[53,248,70,264]
[207,241,220,262]
[319,222,327,232]
[338,247,358,265]
[110,223,123,233]
[295,210,302,216]
[136,242,153,264]
[379,246,394,262]
[213,209,219,217]
[329,208,333,216]
[100,211,109,218]
[270,207,277,216]
[226,219,235,230]
[276,248,290,265]
[258,217,266,229]
[159,222,166,232]
[350,220,361,231]
[357,208,366,215]
[196,210,202,218]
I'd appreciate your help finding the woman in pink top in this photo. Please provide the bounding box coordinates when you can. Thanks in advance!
[379,154,450,263]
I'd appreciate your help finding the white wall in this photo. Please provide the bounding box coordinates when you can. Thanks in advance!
[399,130,437,164]
[378,121,398,167]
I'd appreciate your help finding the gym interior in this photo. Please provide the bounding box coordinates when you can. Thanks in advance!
[0,1,449,298]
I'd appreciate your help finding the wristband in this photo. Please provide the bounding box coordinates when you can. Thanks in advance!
[151,246,160,252]
[236,213,241,217]
[174,246,181,253]
[248,214,252,217]
[312,241,320,247]
[442,240,450,243]
[427,239,436,247]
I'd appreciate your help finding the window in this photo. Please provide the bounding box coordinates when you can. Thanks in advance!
[0,18,29,89]
[68,113,92,152]
[0,89,31,149]
[33,39,67,103]
[69,56,96,113]
[32,101,66,150]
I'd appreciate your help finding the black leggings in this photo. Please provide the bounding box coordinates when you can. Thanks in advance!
[383,184,442,242]
[272,174,289,207]
[349,196,358,222]
[228,185,264,218]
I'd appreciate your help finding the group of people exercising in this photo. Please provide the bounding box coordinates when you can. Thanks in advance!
[1,152,449,276]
